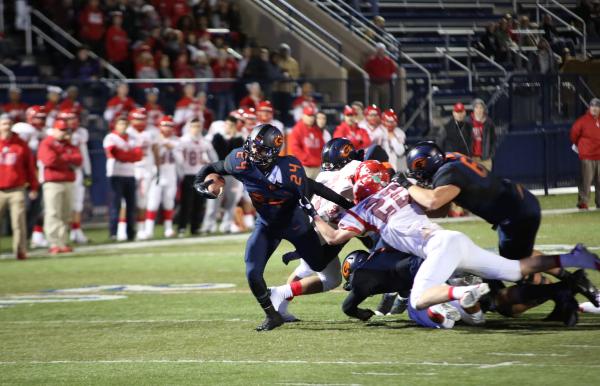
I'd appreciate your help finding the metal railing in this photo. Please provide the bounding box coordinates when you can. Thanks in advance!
[0,64,16,86]
[400,51,433,128]
[536,0,586,57]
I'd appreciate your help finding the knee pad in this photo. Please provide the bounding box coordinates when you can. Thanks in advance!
[316,258,342,292]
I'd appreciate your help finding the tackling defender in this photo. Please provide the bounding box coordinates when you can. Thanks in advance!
[194,124,353,331]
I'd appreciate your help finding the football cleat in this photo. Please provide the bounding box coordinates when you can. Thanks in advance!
[31,231,48,248]
[459,283,490,308]
[255,313,285,332]
[389,295,408,315]
[164,228,175,238]
[375,293,396,316]
[428,302,461,329]
[568,269,600,307]
[544,289,579,327]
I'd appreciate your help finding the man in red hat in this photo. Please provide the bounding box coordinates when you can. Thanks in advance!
[0,115,39,259]
[364,43,398,107]
[359,104,387,146]
[333,105,371,150]
[37,119,82,254]
[571,98,600,210]
[104,83,136,129]
[439,102,473,156]
[256,100,284,132]
[289,104,325,179]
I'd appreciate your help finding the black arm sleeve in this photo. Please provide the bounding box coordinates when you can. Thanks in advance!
[193,161,230,186]
[306,178,353,210]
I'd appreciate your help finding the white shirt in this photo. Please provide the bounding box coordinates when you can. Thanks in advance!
[338,182,442,258]
[312,160,360,224]
[179,134,218,176]
[126,126,159,176]
[11,122,46,152]
[382,126,407,172]
[103,132,138,177]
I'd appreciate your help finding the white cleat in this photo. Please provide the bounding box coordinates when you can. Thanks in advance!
[164,229,175,238]
[429,302,461,329]
[70,229,89,244]
[136,230,149,241]
[459,283,490,308]
[269,287,299,323]
[30,231,48,248]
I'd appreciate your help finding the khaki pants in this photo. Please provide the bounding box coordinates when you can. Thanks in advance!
[43,182,74,248]
[0,188,27,254]
[369,83,391,108]
[578,159,600,208]
[304,166,321,180]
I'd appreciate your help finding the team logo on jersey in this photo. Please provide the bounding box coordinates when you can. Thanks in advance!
[411,157,427,170]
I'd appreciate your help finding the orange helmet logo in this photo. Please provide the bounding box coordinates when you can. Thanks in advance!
[341,144,352,158]
[342,260,352,280]
[274,135,284,147]
[411,157,427,170]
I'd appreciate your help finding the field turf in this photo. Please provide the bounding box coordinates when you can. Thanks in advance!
[1,194,600,385]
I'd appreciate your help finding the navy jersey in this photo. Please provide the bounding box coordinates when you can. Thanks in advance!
[224,147,306,225]
[432,152,526,225]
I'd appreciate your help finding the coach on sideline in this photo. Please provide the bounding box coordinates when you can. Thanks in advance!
[38,119,83,254]
[570,98,600,210]
[0,115,39,260]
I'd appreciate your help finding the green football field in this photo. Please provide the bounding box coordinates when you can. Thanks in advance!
[1,194,600,385]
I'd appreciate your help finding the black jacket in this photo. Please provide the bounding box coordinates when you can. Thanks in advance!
[441,119,472,156]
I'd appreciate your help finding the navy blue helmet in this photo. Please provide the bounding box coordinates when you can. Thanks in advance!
[406,141,445,182]
[341,250,370,290]
[243,124,284,172]
[321,138,359,171]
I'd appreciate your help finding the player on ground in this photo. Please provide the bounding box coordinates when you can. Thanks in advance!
[303,160,600,314]
[143,116,183,238]
[194,124,353,331]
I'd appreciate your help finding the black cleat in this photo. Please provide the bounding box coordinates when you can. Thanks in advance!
[282,251,301,265]
[568,269,600,307]
[544,289,579,327]
[375,293,396,315]
[255,313,285,332]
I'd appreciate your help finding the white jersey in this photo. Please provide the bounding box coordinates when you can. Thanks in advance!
[155,135,183,184]
[179,134,218,175]
[361,123,387,146]
[126,126,159,175]
[312,160,360,224]
[383,127,407,172]
[204,120,225,142]
[338,182,441,257]
[11,122,46,152]
[103,132,139,177]
[70,127,92,178]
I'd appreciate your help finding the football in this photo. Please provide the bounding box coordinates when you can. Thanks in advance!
[205,173,225,197]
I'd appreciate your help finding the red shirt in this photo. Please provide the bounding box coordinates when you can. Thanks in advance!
[570,111,600,160]
[364,54,397,83]
[78,6,105,41]
[105,26,129,63]
[292,95,313,108]
[0,134,39,191]
[211,60,238,92]
[333,122,372,150]
[289,121,326,167]
[2,102,28,122]
[37,136,82,182]
[471,114,484,158]
[239,95,261,110]
[58,99,83,115]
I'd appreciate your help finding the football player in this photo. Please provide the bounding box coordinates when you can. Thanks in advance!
[400,141,599,308]
[194,124,353,331]
[302,160,600,315]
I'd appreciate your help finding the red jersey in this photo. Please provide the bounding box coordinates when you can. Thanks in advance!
[37,136,82,182]
[78,6,105,41]
[333,122,372,150]
[0,134,39,191]
[288,121,326,167]
[2,102,28,122]
[105,26,129,63]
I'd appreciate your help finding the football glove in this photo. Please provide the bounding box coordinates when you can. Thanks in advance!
[299,195,318,218]
[83,175,93,187]
[391,171,413,189]
[193,179,218,199]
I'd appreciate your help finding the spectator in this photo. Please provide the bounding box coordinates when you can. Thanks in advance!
[291,82,315,122]
[276,43,300,94]
[351,101,366,127]
[143,88,164,129]
[517,15,539,48]
[174,84,203,130]
[468,98,496,171]
[178,117,218,236]
[58,86,84,116]
[360,104,387,146]
[198,31,219,60]
[0,115,39,260]
[78,0,105,54]
[288,105,325,179]
[439,102,473,155]
[135,51,159,80]
[192,52,214,93]
[478,23,498,58]
[174,53,195,79]
[105,11,131,76]
[37,119,83,254]
[351,0,379,16]
[103,83,137,128]
[44,86,63,128]
[495,18,513,64]
[256,101,284,133]
[380,109,407,172]
[239,82,263,110]
[158,54,174,79]
[211,50,238,119]
[531,38,559,74]
[2,87,28,122]
[237,46,252,77]
[364,43,397,107]
[570,98,600,210]
[333,105,372,150]
[63,46,101,80]
[103,116,143,241]
[242,46,271,94]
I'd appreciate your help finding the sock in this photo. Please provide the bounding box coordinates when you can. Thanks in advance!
[145,219,155,236]
[290,281,303,297]
[164,220,173,232]
[448,285,479,300]
[71,222,80,230]
[33,225,43,233]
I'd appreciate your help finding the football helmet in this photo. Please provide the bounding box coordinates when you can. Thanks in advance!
[243,124,284,172]
[353,160,390,203]
[341,250,369,290]
[25,105,47,128]
[321,138,358,171]
[406,141,445,182]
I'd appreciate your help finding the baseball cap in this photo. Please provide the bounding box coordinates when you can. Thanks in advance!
[343,105,356,116]
[303,104,317,116]
[53,119,69,130]
[590,98,600,107]
[453,102,465,113]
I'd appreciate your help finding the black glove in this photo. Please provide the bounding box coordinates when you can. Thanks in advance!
[83,175,93,187]
[298,195,318,218]
[392,171,413,189]
[193,179,218,199]
[353,149,365,161]
[355,308,375,321]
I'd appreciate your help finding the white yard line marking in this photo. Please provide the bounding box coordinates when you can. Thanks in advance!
[478,362,521,369]
[0,319,253,324]
[276,383,361,386]
[489,352,568,357]
[0,359,599,368]
[351,372,436,376]
[559,344,600,348]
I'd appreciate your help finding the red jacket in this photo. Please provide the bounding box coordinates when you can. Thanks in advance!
[364,54,397,84]
[570,112,600,160]
[0,134,39,191]
[211,60,238,92]
[289,121,326,167]
[37,136,82,182]
[2,102,28,122]
[105,26,129,63]
[334,122,372,150]
[78,6,105,41]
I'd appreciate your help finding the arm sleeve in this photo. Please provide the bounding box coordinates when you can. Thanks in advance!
[432,164,466,189]
[306,178,353,210]
[193,160,229,187]
[63,145,83,167]
[570,118,582,144]
[24,146,40,192]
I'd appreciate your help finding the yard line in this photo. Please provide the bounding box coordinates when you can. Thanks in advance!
[276,383,361,386]
[1,359,599,368]
[489,353,568,357]
[351,372,436,376]
[559,344,600,348]
[478,362,521,369]
[0,319,253,324]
